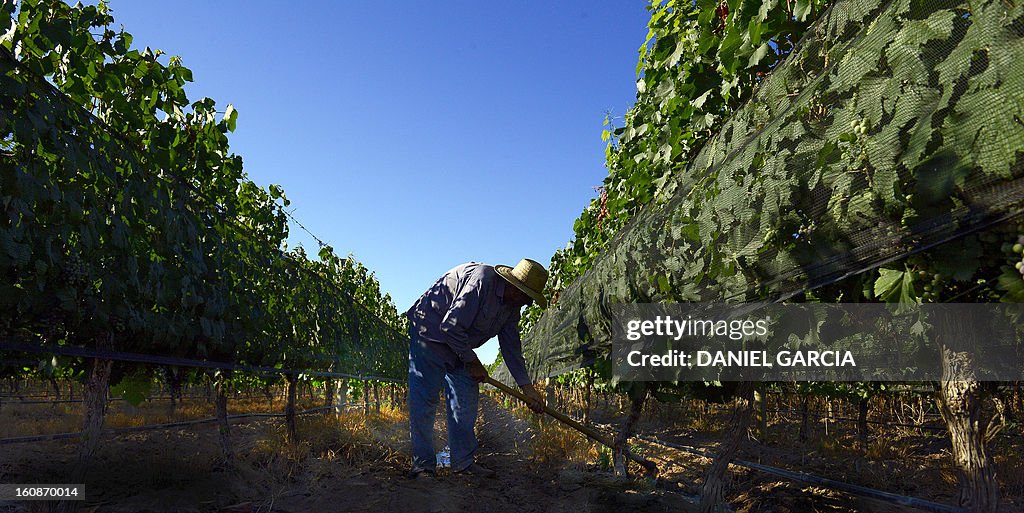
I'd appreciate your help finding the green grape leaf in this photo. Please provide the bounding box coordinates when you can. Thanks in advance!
[747,43,771,69]
[793,0,813,22]
[874,268,916,305]
[224,104,237,132]
[110,374,152,407]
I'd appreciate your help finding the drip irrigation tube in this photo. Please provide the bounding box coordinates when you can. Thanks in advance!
[0,393,299,405]
[635,434,970,513]
[0,402,377,445]
[0,340,401,383]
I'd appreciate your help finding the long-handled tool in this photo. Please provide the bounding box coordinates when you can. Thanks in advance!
[484,376,658,477]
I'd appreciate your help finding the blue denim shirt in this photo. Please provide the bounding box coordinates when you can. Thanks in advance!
[405,262,532,386]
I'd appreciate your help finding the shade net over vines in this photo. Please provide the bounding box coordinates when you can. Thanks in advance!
[0,49,408,381]
[495,0,1024,384]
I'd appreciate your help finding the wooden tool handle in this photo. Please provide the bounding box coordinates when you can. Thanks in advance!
[484,376,658,477]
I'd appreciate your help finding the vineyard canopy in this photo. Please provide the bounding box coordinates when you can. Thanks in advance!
[496,0,1024,384]
[0,0,408,381]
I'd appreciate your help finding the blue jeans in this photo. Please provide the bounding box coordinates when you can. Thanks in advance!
[408,327,479,472]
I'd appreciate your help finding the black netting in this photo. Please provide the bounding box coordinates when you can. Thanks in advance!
[496,0,1024,384]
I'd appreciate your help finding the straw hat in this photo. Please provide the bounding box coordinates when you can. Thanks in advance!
[495,259,548,308]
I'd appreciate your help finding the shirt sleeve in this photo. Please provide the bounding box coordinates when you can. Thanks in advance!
[498,315,532,386]
[439,277,483,364]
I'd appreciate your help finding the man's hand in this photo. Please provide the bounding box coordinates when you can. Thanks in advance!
[520,384,545,414]
[465,357,488,383]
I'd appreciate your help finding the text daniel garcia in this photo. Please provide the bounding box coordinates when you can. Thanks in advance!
[626,350,857,368]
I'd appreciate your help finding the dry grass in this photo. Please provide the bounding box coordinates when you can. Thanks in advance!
[485,390,534,418]
[0,395,333,438]
[485,390,663,476]
[939,467,960,487]
[3,400,414,513]
[863,436,915,461]
[481,390,604,470]
[210,405,412,488]
[994,452,1024,501]
[249,406,407,466]
[528,420,601,469]
[687,411,726,434]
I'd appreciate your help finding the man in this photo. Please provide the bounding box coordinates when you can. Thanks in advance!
[405,258,547,478]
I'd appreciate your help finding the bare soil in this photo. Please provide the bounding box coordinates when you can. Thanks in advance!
[1,392,1020,513]
[0,397,698,513]
[588,400,1024,513]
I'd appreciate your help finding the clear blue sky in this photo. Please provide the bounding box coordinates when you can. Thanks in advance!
[103,1,651,364]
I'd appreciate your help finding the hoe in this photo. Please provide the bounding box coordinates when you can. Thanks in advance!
[485,376,659,478]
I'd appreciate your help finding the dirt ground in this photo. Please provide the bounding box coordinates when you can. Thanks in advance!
[0,394,1020,513]
[0,397,697,513]
[589,401,1024,513]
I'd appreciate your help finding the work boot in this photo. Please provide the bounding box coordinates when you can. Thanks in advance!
[453,462,496,478]
[407,466,436,480]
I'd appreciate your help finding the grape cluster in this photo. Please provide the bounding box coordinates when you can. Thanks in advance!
[61,253,88,287]
[918,270,944,302]
[849,118,869,135]
[1011,235,1024,276]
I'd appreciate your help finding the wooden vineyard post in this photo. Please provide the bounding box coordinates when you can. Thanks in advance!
[753,385,766,440]
[543,377,555,426]
[825,399,833,437]
[373,382,381,413]
[285,374,298,444]
[263,382,275,410]
[48,376,60,400]
[166,371,175,416]
[583,371,594,426]
[699,382,753,513]
[798,393,810,442]
[335,380,349,414]
[324,378,335,416]
[612,384,648,477]
[934,315,1000,513]
[166,366,185,415]
[857,396,870,448]
[362,380,369,415]
[59,351,114,513]
[214,371,234,466]
[74,355,113,473]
